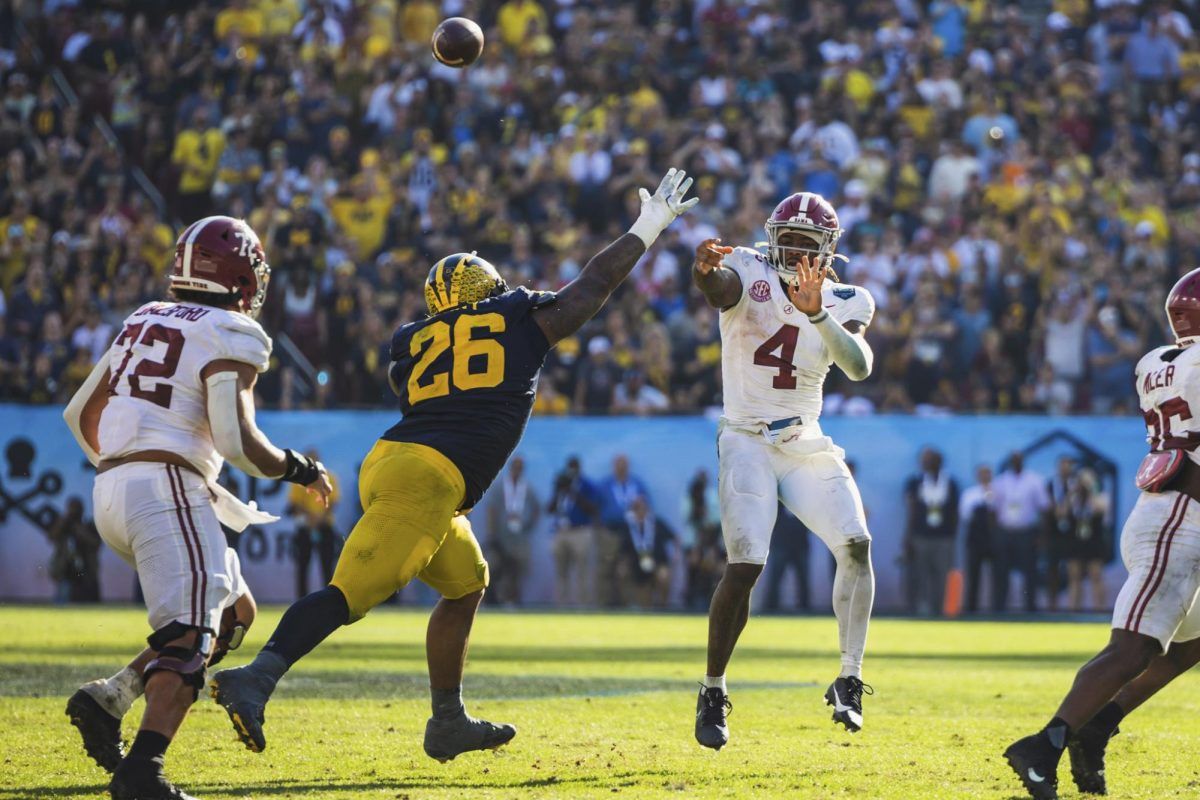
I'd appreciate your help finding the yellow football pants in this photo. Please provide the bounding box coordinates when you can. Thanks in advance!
[330,440,489,621]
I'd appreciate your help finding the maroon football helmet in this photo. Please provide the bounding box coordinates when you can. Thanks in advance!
[1166,267,1200,345]
[764,192,846,280]
[171,216,270,317]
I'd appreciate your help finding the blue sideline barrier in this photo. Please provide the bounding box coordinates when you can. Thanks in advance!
[0,405,1147,611]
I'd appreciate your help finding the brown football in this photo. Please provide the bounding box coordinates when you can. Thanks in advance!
[432,17,485,68]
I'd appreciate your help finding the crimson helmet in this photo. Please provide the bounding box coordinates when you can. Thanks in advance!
[171,216,270,318]
[1166,267,1200,345]
[764,192,846,280]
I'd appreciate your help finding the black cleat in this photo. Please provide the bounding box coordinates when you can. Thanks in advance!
[694,685,731,750]
[67,688,125,773]
[1069,722,1118,795]
[209,666,273,753]
[1004,733,1061,800]
[109,758,198,800]
[825,676,872,733]
[423,711,516,762]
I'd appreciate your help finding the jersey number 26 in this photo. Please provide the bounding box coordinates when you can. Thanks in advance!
[408,313,506,403]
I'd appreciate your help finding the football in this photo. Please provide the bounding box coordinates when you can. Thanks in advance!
[432,17,485,68]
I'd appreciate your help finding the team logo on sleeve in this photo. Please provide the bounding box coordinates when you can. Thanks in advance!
[749,280,772,302]
[832,287,857,300]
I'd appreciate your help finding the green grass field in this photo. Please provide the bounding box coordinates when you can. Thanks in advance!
[3,606,1200,799]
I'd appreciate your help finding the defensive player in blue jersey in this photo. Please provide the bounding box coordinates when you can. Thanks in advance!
[211,168,696,762]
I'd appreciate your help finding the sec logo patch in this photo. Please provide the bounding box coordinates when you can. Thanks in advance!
[749,280,772,302]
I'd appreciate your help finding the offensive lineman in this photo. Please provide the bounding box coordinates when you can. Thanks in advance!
[62,216,332,800]
[209,169,696,762]
[1005,268,1200,800]
[691,192,877,750]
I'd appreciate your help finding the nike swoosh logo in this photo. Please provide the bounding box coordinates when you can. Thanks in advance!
[829,688,852,713]
[1027,768,1045,783]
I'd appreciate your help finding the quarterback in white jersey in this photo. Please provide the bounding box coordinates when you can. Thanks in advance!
[61,216,331,800]
[1005,268,1200,800]
[690,191,876,751]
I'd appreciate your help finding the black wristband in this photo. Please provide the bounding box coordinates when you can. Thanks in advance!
[281,448,321,485]
[807,310,829,324]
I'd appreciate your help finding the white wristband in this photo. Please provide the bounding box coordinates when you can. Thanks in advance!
[628,216,663,249]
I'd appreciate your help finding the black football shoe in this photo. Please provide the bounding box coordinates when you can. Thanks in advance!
[423,711,516,763]
[1069,721,1118,795]
[209,665,274,753]
[67,687,125,773]
[109,758,198,800]
[825,676,872,733]
[1004,732,1062,800]
[695,685,732,750]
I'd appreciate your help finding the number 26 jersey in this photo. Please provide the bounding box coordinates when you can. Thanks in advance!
[99,301,273,480]
[718,247,875,427]
[383,287,556,508]
[1136,343,1200,460]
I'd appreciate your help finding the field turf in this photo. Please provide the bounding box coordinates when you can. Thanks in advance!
[2,606,1199,799]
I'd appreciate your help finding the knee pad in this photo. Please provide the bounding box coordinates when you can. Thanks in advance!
[144,623,213,700]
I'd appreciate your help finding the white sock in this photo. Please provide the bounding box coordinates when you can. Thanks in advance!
[703,675,726,692]
[106,665,144,715]
[831,541,874,680]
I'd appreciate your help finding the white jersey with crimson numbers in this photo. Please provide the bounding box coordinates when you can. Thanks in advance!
[1135,343,1200,463]
[718,246,875,426]
[98,301,272,482]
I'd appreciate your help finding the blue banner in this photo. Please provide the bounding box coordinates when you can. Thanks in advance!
[0,405,1148,610]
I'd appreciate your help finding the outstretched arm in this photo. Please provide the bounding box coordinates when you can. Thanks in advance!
[692,238,742,309]
[785,255,874,381]
[534,168,697,346]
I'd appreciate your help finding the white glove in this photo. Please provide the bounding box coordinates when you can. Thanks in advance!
[628,167,699,248]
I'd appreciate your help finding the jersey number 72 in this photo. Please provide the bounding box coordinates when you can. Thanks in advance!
[108,322,185,409]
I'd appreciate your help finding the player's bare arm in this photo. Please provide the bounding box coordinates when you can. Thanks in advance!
[534,168,697,345]
[63,358,112,465]
[201,359,333,503]
[787,255,873,381]
[692,238,741,309]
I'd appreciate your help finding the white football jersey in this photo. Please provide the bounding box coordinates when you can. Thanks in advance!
[718,246,875,426]
[1136,343,1200,463]
[98,301,272,480]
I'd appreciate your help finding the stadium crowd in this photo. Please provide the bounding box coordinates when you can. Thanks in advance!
[0,0,1198,414]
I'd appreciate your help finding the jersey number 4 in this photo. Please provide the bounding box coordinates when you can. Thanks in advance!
[108,322,185,409]
[754,325,800,389]
[409,313,506,403]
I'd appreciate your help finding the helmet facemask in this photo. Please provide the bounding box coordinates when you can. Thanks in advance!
[763,221,846,283]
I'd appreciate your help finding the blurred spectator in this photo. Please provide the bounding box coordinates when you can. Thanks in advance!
[288,450,340,599]
[615,496,675,609]
[762,502,811,613]
[597,454,649,607]
[903,448,960,617]
[1046,455,1077,611]
[0,0,1193,416]
[681,469,722,610]
[959,464,997,615]
[991,452,1051,613]
[44,496,100,603]
[485,456,539,607]
[547,455,598,607]
[1061,468,1112,613]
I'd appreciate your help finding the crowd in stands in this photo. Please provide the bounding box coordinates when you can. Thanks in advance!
[1,0,1198,414]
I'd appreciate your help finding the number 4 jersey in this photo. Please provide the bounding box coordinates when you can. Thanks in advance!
[99,301,272,480]
[718,247,875,426]
[383,287,557,508]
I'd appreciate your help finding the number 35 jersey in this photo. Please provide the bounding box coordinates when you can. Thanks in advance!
[383,287,556,508]
[1136,343,1200,461]
[98,302,272,480]
[718,247,875,426]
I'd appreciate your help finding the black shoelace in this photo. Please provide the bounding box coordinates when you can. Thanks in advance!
[699,685,733,724]
[843,677,875,707]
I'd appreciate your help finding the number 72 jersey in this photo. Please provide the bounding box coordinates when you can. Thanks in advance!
[717,246,875,426]
[99,301,272,480]
[383,287,556,509]
[1137,344,1200,456]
